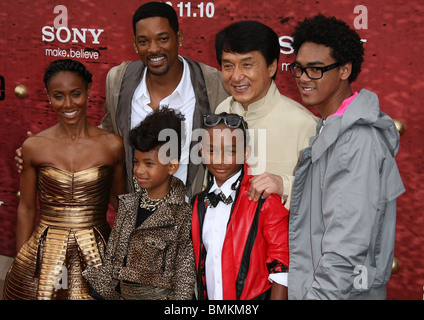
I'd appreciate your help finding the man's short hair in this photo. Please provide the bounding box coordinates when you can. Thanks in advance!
[215,20,280,79]
[291,14,364,83]
[129,107,186,161]
[132,1,179,35]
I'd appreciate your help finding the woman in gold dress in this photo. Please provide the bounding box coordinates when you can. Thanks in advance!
[3,59,126,300]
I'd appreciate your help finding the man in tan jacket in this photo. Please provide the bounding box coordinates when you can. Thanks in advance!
[215,21,317,209]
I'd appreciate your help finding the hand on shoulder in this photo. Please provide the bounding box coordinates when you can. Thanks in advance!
[248,172,284,201]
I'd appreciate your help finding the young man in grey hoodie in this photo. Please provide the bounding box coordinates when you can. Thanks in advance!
[287,14,405,300]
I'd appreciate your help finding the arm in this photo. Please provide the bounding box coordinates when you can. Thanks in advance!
[14,131,34,173]
[248,112,317,208]
[271,283,288,300]
[248,172,285,201]
[99,69,116,132]
[82,195,126,300]
[249,173,293,211]
[100,62,131,133]
[262,195,290,300]
[170,209,196,300]
[16,140,38,253]
[109,135,126,211]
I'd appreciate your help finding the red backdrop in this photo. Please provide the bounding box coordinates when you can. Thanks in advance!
[0,0,423,300]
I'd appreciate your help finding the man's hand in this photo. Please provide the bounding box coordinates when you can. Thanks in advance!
[15,131,33,173]
[248,172,284,201]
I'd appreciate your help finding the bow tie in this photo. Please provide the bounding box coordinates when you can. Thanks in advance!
[205,190,233,208]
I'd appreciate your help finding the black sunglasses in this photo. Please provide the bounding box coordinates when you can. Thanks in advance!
[203,114,246,130]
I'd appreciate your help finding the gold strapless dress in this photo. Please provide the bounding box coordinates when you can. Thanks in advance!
[3,165,114,300]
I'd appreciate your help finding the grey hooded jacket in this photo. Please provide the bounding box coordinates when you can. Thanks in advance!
[288,89,405,300]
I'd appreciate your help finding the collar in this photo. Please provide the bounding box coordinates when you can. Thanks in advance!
[318,92,359,136]
[229,81,277,119]
[312,91,368,162]
[133,56,192,108]
[126,176,186,206]
[328,92,359,118]
[209,169,242,198]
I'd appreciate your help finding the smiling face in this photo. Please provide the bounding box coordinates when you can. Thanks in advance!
[133,148,178,199]
[46,71,91,124]
[133,16,184,77]
[221,50,277,110]
[294,42,352,118]
[201,123,246,187]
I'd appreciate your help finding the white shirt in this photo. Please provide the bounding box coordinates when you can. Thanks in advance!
[131,56,195,184]
[202,171,241,300]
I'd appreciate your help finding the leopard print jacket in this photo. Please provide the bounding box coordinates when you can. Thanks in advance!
[83,177,195,300]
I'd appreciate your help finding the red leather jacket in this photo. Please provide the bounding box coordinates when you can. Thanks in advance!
[192,164,289,300]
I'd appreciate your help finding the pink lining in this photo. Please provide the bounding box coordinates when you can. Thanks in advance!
[329,92,359,118]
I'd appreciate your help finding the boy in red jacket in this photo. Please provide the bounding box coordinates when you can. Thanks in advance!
[191,112,289,300]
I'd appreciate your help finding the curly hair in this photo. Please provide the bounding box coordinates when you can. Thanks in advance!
[291,14,364,83]
[129,107,186,161]
[43,59,92,90]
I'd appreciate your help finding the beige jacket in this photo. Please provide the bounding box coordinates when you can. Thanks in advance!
[215,81,318,209]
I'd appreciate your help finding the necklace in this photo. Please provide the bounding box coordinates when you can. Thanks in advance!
[139,187,174,211]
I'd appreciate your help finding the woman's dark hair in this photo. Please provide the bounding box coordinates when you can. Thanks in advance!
[291,14,364,83]
[215,20,280,79]
[132,1,179,35]
[129,106,185,161]
[43,59,92,90]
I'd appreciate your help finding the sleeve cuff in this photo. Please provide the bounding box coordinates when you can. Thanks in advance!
[269,272,288,287]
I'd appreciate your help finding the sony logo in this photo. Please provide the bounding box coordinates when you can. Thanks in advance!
[41,5,104,44]
[42,26,104,44]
